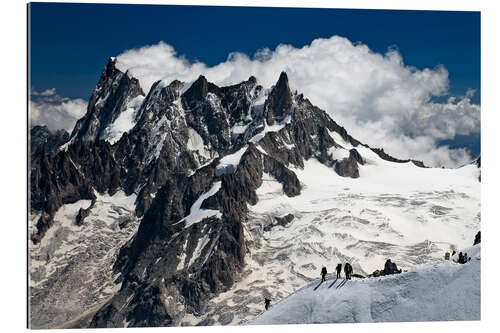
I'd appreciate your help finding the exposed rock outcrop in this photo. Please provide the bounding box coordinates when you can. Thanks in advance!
[334,149,363,178]
[371,147,427,168]
[264,72,293,125]
[75,199,95,226]
[276,214,295,227]
[30,125,69,154]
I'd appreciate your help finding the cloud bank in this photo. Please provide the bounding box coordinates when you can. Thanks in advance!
[30,89,87,133]
[115,37,480,167]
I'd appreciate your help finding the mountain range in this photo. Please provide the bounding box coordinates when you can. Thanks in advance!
[28,58,480,328]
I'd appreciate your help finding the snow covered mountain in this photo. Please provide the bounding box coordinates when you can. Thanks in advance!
[28,58,481,328]
[247,244,480,324]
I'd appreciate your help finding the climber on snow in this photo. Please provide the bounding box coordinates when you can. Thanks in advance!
[344,263,352,280]
[458,252,464,264]
[264,298,271,310]
[321,266,327,282]
[336,263,342,279]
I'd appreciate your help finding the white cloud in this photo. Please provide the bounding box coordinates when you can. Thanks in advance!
[116,37,480,167]
[30,91,87,133]
[31,87,57,96]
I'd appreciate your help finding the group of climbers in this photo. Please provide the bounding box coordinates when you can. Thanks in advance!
[457,252,470,264]
[445,250,471,264]
[321,262,353,282]
[264,231,481,311]
[444,230,480,264]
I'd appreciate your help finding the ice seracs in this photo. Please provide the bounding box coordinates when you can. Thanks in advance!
[29,191,139,329]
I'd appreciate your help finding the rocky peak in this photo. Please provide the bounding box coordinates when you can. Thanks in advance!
[143,79,183,110]
[264,71,293,125]
[68,58,145,143]
[167,80,184,96]
[189,75,209,96]
[248,75,257,85]
[182,75,213,108]
[99,57,119,86]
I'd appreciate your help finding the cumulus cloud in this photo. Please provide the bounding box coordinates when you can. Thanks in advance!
[30,88,87,133]
[116,37,480,167]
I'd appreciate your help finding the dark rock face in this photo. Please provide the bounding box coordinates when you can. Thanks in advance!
[349,148,364,165]
[182,75,218,107]
[276,214,295,227]
[30,125,69,154]
[31,212,55,245]
[475,156,481,182]
[264,213,295,231]
[473,231,481,245]
[371,148,407,163]
[75,200,95,226]
[264,72,293,125]
[29,59,428,327]
[335,150,361,178]
[70,58,145,143]
[262,154,301,196]
[411,160,426,168]
[30,147,98,243]
[371,147,427,168]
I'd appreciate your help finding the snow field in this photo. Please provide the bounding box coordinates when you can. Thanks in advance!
[248,244,480,324]
[101,95,145,144]
[216,146,249,176]
[194,151,479,325]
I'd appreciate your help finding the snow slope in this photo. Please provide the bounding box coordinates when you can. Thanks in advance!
[101,95,145,144]
[175,181,222,228]
[186,152,479,325]
[248,244,480,324]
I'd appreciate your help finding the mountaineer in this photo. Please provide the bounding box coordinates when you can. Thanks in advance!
[336,263,342,278]
[344,263,352,280]
[321,266,327,282]
[264,298,271,310]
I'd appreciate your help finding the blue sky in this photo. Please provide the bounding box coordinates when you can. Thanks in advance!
[28,3,480,165]
[29,3,479,102]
